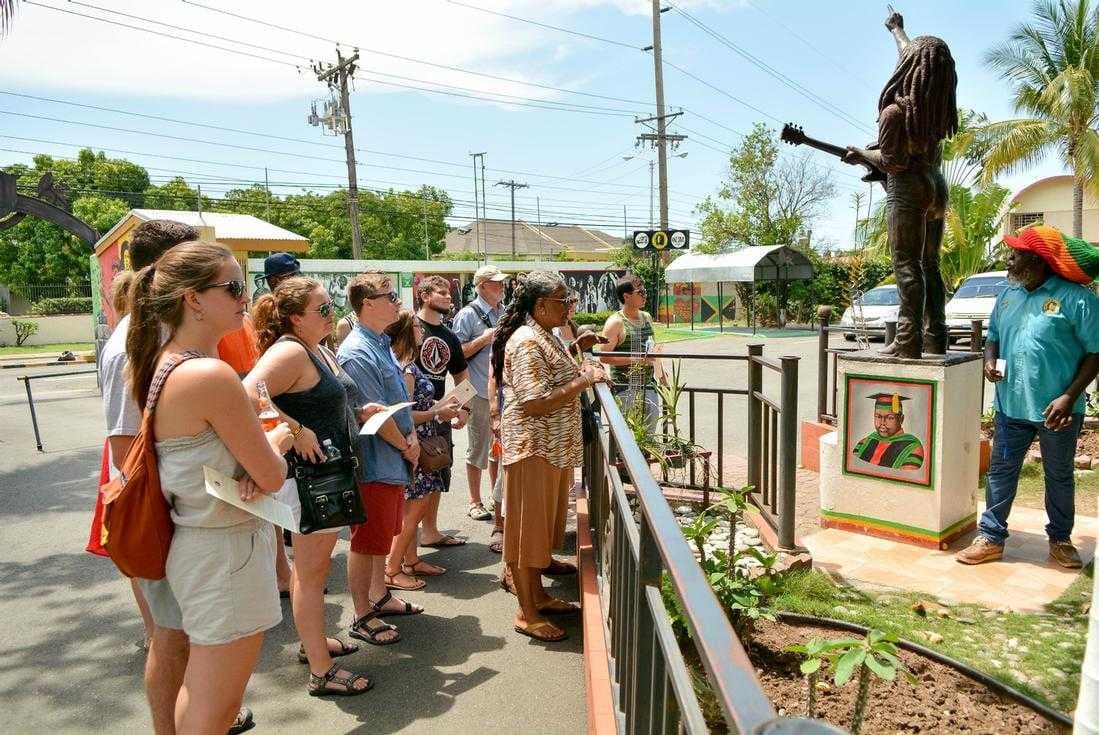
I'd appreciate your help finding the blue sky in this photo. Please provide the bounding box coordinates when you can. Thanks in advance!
[0,0,1067,250]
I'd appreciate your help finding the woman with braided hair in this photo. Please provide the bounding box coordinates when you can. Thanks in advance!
[842,10,957,359]
[491,271,610,642]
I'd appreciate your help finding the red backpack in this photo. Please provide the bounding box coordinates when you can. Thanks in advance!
[100,352,202,579]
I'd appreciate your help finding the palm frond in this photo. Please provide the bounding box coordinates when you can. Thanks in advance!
[1,0,17,35]
[980,118,1059,178]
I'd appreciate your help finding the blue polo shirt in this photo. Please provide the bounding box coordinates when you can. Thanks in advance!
[337,322,414,486]
[987,275,1099,422]
[452,296,499,399]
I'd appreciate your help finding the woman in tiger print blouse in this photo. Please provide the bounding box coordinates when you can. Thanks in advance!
[491,271,611,643]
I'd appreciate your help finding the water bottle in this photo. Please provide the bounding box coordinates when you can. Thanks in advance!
[322,439,341,462]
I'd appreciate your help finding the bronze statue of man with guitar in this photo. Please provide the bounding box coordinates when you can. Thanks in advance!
[782,9,956,359]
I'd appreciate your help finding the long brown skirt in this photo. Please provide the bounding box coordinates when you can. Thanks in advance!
[502,455,571,570]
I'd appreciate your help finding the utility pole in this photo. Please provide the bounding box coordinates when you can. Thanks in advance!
[496,179,528,259]
[537,196,541,225]
[649,160,655,229]
[264,167,271,220]
[470,152,485,258]
[311,49,363,259]
[422,199,430,260]
[479,155,488,262]
[639,2,686,230]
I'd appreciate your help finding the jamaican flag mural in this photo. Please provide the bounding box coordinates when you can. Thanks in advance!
[844,377,935,488]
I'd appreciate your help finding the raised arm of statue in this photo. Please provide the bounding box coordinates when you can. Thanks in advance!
[885,8,911,56]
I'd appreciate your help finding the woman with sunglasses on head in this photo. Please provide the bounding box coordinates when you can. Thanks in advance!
[491,271,611,643]
[246,277,385,698]
[126,241,294,733]
[384,311,463,590]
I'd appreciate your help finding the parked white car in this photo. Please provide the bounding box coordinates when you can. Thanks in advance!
[945,271,1009,339]
[838,285,900,340]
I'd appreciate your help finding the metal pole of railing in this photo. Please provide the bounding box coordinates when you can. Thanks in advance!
[747,344,763,497]
[816,306,831,422]
[778,356,799,550]
[20,376,43,452]
[970,319,983,352]
[884,320,897,346]
[630,519,662,732]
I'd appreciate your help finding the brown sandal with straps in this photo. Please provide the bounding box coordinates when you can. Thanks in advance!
[308,663,373,697]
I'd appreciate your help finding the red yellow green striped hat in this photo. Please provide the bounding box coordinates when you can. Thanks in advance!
[1002,225,1099,284]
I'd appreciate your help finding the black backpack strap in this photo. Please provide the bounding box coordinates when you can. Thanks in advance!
[146,350,205,412]
[469,302,495,329]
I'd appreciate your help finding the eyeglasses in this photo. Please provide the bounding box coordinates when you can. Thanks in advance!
[314,301,335,318]
[198,280,246,299]
[368,291,400,303]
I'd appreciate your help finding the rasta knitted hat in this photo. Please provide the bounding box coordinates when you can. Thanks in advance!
[1001,225,1099,285]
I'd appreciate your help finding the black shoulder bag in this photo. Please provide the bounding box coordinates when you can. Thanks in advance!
[286,340,367,534]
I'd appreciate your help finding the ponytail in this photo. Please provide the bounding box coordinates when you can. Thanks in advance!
[126,265,164,411]
[251,277,321,353]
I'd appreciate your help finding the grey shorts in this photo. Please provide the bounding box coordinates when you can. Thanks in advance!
[136,577,184,631]
[465,395,495,470]
[164,520,282,646]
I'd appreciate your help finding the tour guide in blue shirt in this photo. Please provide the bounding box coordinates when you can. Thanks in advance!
[957,226,1099,568]
[337,271,422,643]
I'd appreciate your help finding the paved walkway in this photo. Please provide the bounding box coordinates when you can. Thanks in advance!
[0,387,585,733]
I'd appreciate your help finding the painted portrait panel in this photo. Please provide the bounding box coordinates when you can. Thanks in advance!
[843,374,935,488]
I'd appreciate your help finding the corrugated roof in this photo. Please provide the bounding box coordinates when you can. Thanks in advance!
[129,210,308,242]
[444,219,619,257]
[665,245,814,283]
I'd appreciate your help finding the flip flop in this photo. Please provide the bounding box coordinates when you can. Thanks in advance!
[514,620,567,642]
[420,535,467,548]
[537,598,581,615]
[384,572,426,591]
[542,558,577,576]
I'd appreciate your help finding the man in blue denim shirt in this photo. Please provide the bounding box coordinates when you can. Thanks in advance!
[957,228,1099,568]
[337,272,422,641]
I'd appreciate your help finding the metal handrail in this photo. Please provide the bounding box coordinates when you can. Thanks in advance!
[18,369,99,451]
[586,382,831,734]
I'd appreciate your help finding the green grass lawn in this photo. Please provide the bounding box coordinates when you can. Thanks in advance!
[0,342,93,356]
[773,567,1094,712]
[993,459,1099,515]
[652,324,723,343]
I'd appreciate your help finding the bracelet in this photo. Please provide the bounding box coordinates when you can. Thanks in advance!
[289,423,304,439]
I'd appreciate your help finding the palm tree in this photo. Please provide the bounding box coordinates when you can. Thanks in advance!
[1,0,17,35]
[982,0,1099,238]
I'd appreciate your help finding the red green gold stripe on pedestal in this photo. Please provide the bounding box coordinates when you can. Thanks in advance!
[820,510,977,543]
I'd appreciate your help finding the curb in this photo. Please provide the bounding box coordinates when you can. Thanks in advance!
[575,486,618,735]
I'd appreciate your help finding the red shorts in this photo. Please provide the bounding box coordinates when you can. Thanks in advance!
[86,438,110,557]
[349,482,405,555]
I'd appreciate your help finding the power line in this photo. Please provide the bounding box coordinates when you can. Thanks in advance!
[446,0,641,50]
[666,2,874,136]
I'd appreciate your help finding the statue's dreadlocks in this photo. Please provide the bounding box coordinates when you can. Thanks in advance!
[878,36,957,150]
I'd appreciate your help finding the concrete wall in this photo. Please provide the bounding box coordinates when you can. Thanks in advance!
[1006,176,1099,240]
[0,314,94,347]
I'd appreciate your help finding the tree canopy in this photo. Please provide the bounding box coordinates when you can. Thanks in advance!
[0,149,454,288]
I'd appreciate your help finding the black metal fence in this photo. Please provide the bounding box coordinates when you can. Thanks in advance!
[599,349,801,550]
[582,381,837,734]
[814,308,986,425]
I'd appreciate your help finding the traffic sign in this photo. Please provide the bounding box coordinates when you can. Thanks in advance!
[632,229,689,250]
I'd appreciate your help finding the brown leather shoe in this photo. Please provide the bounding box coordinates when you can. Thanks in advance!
[1049,541,1083,569]
[955,536,1004,565]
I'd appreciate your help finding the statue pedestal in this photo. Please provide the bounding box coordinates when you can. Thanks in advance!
[818,350,982,549]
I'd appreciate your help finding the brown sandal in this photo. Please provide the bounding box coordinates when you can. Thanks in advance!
[514,620,567,642]
[308,664,373,697]
[402,560,446,576]
[384,571,426,591]
[297,637,359,664]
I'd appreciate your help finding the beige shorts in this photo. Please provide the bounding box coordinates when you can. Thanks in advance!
[166,520,282,646]
[465,395,495,470]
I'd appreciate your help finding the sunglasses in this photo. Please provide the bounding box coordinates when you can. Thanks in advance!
[198,280,246,299]
[368,291,400,303]
[544,296,579,305]
[314,301,335,318]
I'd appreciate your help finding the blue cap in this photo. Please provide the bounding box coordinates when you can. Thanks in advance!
[264,252,300,279]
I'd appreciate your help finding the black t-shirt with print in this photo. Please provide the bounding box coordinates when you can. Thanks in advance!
[415,318,467,400]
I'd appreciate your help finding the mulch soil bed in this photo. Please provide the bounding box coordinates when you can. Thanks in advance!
[750,620,1066,734]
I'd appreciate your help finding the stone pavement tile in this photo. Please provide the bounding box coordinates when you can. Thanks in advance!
[805,503,1096,612]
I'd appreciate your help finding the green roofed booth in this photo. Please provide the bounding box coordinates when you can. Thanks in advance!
[664,244,814,332]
